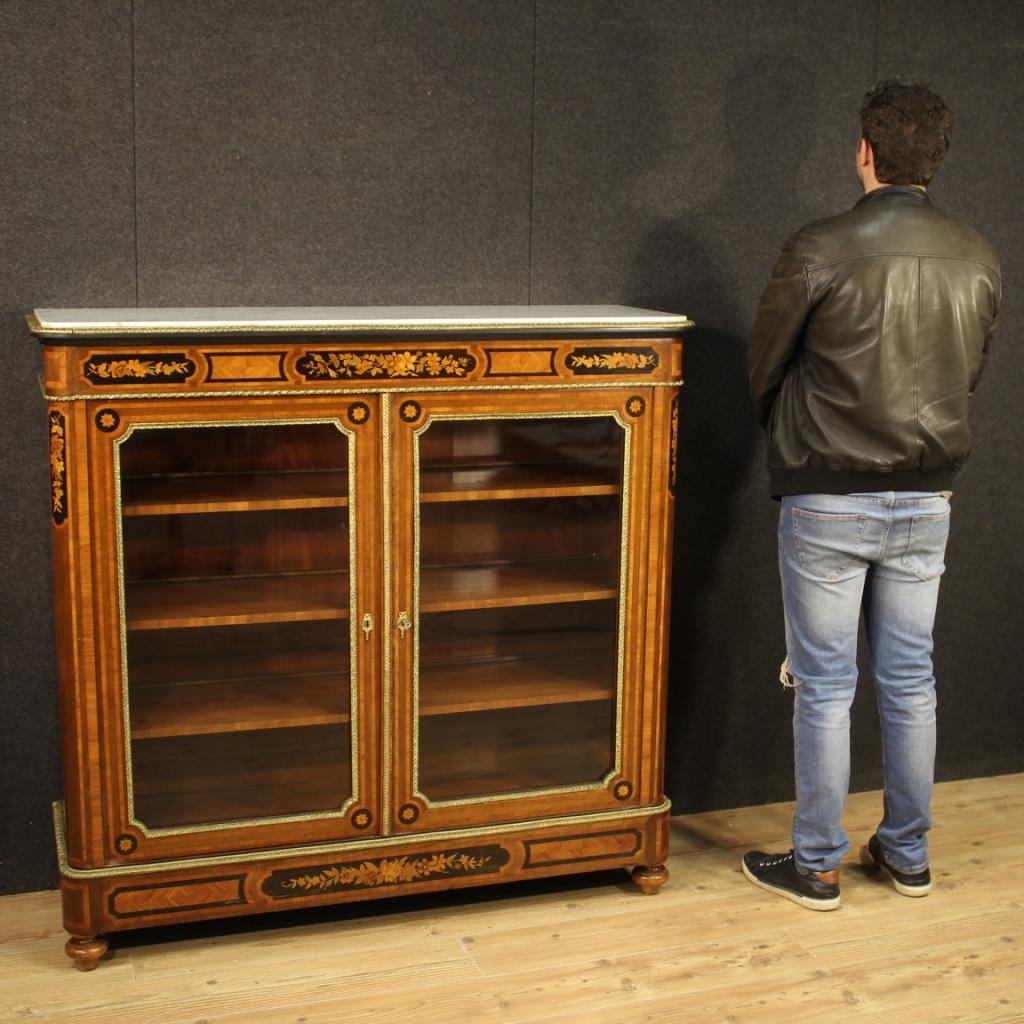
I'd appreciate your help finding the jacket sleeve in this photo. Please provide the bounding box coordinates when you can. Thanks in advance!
[969,268,1001,396]
[748,234,812,428]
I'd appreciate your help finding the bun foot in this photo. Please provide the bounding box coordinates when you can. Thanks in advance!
[65,935,109,971]
[631,863,668,895]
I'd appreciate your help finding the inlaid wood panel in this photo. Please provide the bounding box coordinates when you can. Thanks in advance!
[108,876,246,918]
[523,828,642,867]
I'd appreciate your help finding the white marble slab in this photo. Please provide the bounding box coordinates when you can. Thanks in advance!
[28,305,692,337]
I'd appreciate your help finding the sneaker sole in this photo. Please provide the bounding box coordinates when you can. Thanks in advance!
[741,859,841,911]
[859,844,931,897]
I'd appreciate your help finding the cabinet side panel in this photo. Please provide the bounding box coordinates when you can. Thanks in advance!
[50,402,107,867]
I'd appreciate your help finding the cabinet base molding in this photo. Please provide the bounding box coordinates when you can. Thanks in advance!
[57,807,670,962]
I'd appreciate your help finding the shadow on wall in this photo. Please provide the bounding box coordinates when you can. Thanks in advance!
[625,51,823,812]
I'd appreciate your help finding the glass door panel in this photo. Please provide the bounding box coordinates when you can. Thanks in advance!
[117,421,358,832]
[414,414,626,805]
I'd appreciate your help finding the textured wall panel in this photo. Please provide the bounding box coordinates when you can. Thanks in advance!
[132,0,534,305]
[532,0,883,813]
[1,0,1021,897]
[877,1,1024,783]
[0,0,136,895]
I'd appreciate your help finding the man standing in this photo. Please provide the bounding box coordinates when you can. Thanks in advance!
[743,81,1000,910]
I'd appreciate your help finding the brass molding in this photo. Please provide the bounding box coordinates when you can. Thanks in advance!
[42,379,685,403]
[112,416,362,840]
[381,409,394,836]
[409,409,631,811]
[669,395,680,495]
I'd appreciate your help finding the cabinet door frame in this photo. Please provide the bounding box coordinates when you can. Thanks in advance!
[386,387,660,835]
[85,395,384,863]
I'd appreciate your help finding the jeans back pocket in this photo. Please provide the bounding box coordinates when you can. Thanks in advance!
[901,512,951,581]
[791,508,868,582]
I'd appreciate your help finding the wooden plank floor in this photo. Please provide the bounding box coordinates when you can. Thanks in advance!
[2,773,1021,1024]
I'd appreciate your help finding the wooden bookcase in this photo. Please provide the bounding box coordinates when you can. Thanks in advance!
[29,306,691,970]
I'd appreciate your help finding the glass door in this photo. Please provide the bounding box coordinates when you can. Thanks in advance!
[97,398,380,858]
[390,390,646,832]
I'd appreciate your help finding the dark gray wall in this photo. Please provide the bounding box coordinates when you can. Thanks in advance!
[2,1,1021,895]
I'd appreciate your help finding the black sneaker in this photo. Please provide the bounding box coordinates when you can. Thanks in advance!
[741,850,841,911]
[860,834,931,897]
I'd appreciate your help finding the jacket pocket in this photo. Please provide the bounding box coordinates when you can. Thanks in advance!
[791,508,867,582]
[900,511,951,581]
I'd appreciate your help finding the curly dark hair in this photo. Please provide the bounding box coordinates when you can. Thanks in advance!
[859,81,952,186]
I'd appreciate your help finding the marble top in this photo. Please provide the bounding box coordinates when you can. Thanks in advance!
[28,305,693,338]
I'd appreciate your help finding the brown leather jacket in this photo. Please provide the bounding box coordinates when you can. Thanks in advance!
[749,185,1000,497]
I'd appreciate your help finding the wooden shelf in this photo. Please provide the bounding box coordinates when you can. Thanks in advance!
[131,724,352,828]
[419,461,619,504]
[128,625,347,687]
[420,558,617,613]
[125,572,350,630]
[130,673,351,739]
[419,762,606,802]
[419,654,612,715]
[124,558,613,632]
[417,605,617,668]
[418,702,613,802]
[122,471,348,516]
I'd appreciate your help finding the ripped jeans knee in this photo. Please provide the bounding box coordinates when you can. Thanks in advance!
[780,656,800,689]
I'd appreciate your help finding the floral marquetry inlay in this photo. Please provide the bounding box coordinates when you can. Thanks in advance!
[347,402,371,425]
[566,347,659,375]
[83,354,195,385]
[613,780,634,801]
[297,350,476,380]
[95,409,121,433]
[262,845,509,899]
[48,411,67,524]
[114,833,137,855]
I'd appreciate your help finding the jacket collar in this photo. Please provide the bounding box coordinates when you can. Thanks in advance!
[856,184,930,207]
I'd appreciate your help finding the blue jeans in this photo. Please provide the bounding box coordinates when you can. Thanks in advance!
[779,491,951,876]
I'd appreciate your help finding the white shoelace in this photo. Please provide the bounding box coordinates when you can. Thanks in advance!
[758,851,794,867]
